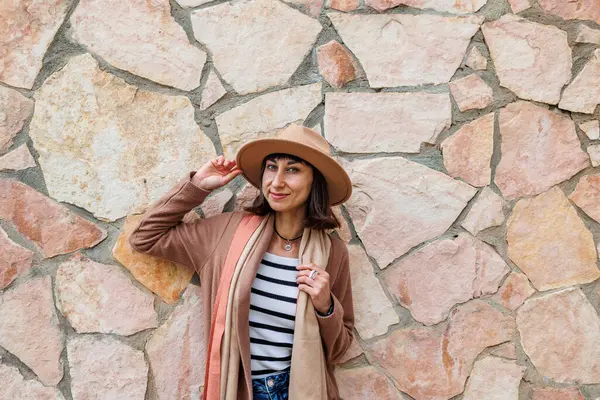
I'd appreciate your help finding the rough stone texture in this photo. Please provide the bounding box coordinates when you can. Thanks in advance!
[343,157,476,268]
[368,300,515,400]
[191,0,322,95]
[175,0,213,8]
[365,0,487,14]
[218,83,322,159]
[482,15,572,105]
[200,69,227,110]
[461,187,507,236]
[465,47,487,71]
[508,0,531,13]
[539,0,600,25]
[71,0,206,91]
[559,49,600,114]
[490,342,517,359]
[284,0,324,17]
[325,92,451,153]
[328,13,482,87]
[570,174,600,223]
[0,86,34,153]
[492,272,535,311]
[462,356,525,400]
[495,101,589,200]
[347,244,399,339]
[334,366,403,400]
[580,120,600,140]
[332,206,352,243]
[338,337,364,364]
[588,145,600,167]
[68,335,148,400]
[201,188,233,218]
[0,362,66,400]
[234,183,261,211]
[449,74,493,112]
[576,24,600,45]
[146,284,207,400]
[0,226,34,290]
[517,288,600,383]
[507,187,600,291]
[113,213,195,304]
[0,143,36,172]
[0,0,72,89]
[382,233,509,325]
[532,387,585,400]
[329,0,359,11]
[317,41,357,88]
[0,277,64,386]
[29,54,217,221]
[55,253,158,335]
[0,179,107,258]
[441,112,494,187]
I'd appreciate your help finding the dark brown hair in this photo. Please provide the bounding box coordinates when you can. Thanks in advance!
[245,153,340,230]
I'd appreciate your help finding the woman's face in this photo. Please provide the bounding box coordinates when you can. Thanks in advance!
[261,156,314,214]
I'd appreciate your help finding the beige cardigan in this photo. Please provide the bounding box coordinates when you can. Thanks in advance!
[129,172,355,399]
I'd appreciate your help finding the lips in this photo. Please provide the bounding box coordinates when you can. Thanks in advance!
[269,192,289,200]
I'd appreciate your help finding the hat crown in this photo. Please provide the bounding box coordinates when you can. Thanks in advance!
[277,124,331,156]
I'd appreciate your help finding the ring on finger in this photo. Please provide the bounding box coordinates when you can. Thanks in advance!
[309,269,319,280]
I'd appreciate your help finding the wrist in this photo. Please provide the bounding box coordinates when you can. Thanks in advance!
[190,172,212,191]
[316,295,334,316]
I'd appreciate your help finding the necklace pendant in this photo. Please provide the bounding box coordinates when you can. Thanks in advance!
[284,242,292,251]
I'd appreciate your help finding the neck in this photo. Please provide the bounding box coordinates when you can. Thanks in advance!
[274,209,305,240]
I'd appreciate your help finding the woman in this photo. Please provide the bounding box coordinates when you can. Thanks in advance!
[129,124,355,400]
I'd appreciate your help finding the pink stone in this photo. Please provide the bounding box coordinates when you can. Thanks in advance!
[532,387,585,400]
[0,179,106,258]
[490,342,517,359]
[495,101,589,200]
[201,188,233,218]
[366,0,487,13]
[0,362,66,400]
[382,233,508,325]
[337,337,364,364]
[199,69,227,110]
[329,0,359,11]
[588,145,600,167]
[0,86,34,153]
[492,272,535,311]
[442,112,494,187]
[570,174,600,224]
[284,0,324,16]
[461,187,507,236]
[331,206,352,243]
[0,143,36,172]
[335,366,403,400]
[449,74,493,112]
[234,183,260,211]
[462,356,525,400]
[317,41,357,88]
[464,47,487,71]
[507,0,531,13]
[0,226,33,290]
[540,0,600,25]
[507,187,599,291]
[0,277,64,386]
[559,49,600,114]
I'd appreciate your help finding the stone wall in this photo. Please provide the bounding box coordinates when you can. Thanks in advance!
[1,0,600,399]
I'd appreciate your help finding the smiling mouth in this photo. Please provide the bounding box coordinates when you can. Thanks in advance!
[270,192,289,200]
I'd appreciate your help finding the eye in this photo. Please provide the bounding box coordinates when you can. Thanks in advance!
[266,164,277,170]
[287,167,298,173]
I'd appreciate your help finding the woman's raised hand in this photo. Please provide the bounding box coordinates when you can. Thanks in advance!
[193,155,243,191]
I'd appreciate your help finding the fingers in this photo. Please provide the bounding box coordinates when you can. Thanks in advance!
[297,283,318,297]
[220,167,243,184]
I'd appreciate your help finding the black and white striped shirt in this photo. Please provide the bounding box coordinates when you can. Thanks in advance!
[249,252,300,378]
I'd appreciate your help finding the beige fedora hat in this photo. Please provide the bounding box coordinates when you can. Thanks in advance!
[235,124,352,206]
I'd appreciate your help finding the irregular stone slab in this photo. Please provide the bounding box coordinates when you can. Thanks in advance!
[495,101,589,200]
[348,244,398,339]
[330,0,358,11]
[507,187,599,291]
[146,284,207,400]
[328,13,482,87]
[55,253,158,335]
[332,206,352,244]
[588,145,600,167]
[365,0,487,13]
[570,174,600,223]
[492,272,535,311]
[449,74,493,112]
[368,300,515,400]
[482,15,572,105]
[283,0,324,17]
[0,144,36,172]
[234,183,261,211]
[191,0,322,95]
[382,233,509,325]
[539,0,600,25]
[0,277,64,385]
[532,387,585,400]
[461,187,507,236]
[0,0,72,88]
[218,83,322,159]
[559,49,600,114]
[463,356,525,400]
[0,362,66,400]
[343,157,476,268]
[508,0,531,13]
[465,47,487,71]
[0,179,107,258]
[580,120,600,140]
[517,288,600,383]
[200,69,227,110]
[68,335,148,400]
[0,226,34,290]
[325,92,451,153]
[338,337,363,364]
[201,188,233,218]
[576,24,600,45]
[71,0,206,91]
[175,0,213,7]
[113,214,195,304]
[317,41,357,88]
[29,54,217,221]
[441,113,494,187]
[0,86,34,153]
[335,366,403,400]
[490,342,517,359]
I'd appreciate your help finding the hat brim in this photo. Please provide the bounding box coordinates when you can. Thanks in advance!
[235,138,352,206]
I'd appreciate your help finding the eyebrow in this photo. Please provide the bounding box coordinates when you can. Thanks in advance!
[267,159,300,165]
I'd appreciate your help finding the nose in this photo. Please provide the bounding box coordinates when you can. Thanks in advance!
[272,168,285,187]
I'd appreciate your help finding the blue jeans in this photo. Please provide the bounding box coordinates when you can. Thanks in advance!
[251,368,290,400]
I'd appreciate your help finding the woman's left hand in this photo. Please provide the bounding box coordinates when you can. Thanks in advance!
[296,263,332,314]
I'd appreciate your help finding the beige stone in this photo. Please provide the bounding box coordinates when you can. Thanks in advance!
[317,41,357,88]
[329,0,359,11]
[0,227,34,290]
[335,366,403,400]
[325,92,451,153]
[461,187,507,236]
[343,157,476,268]
[191,0,322,94]
[328,13,482,87]
[441,112,494,187]
[0,144,36,172]
[0,0,71,88]
[449,74,493,112]
[482,15,572,105]
[201,188,233,218]
[532,387,585,400]
[0,86,34,153]
[462,356,525,400]
[366,0,487,13]
[175,0,213,7]
[382,233,508,325]
[559,49,600,114]
[507,187,600,291]
[29,54,216,221]
[465,46,487,70]
[588,145,600,167]
[492,272,535,311]
[517,288,600,383]
[234,183,261,211]
[113,213,195,304]
[0,179,107,258]
[580,120,600,140]
[200,69,227,110]
[576,24,600,45]
[331,206,352,243]
[570,174,600,223]
[495,101,589,200]
[0,362,66,400]
[507,0,531,13]
[540,0,600,25]
[490,342,517,359]
[0,277,64,386]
